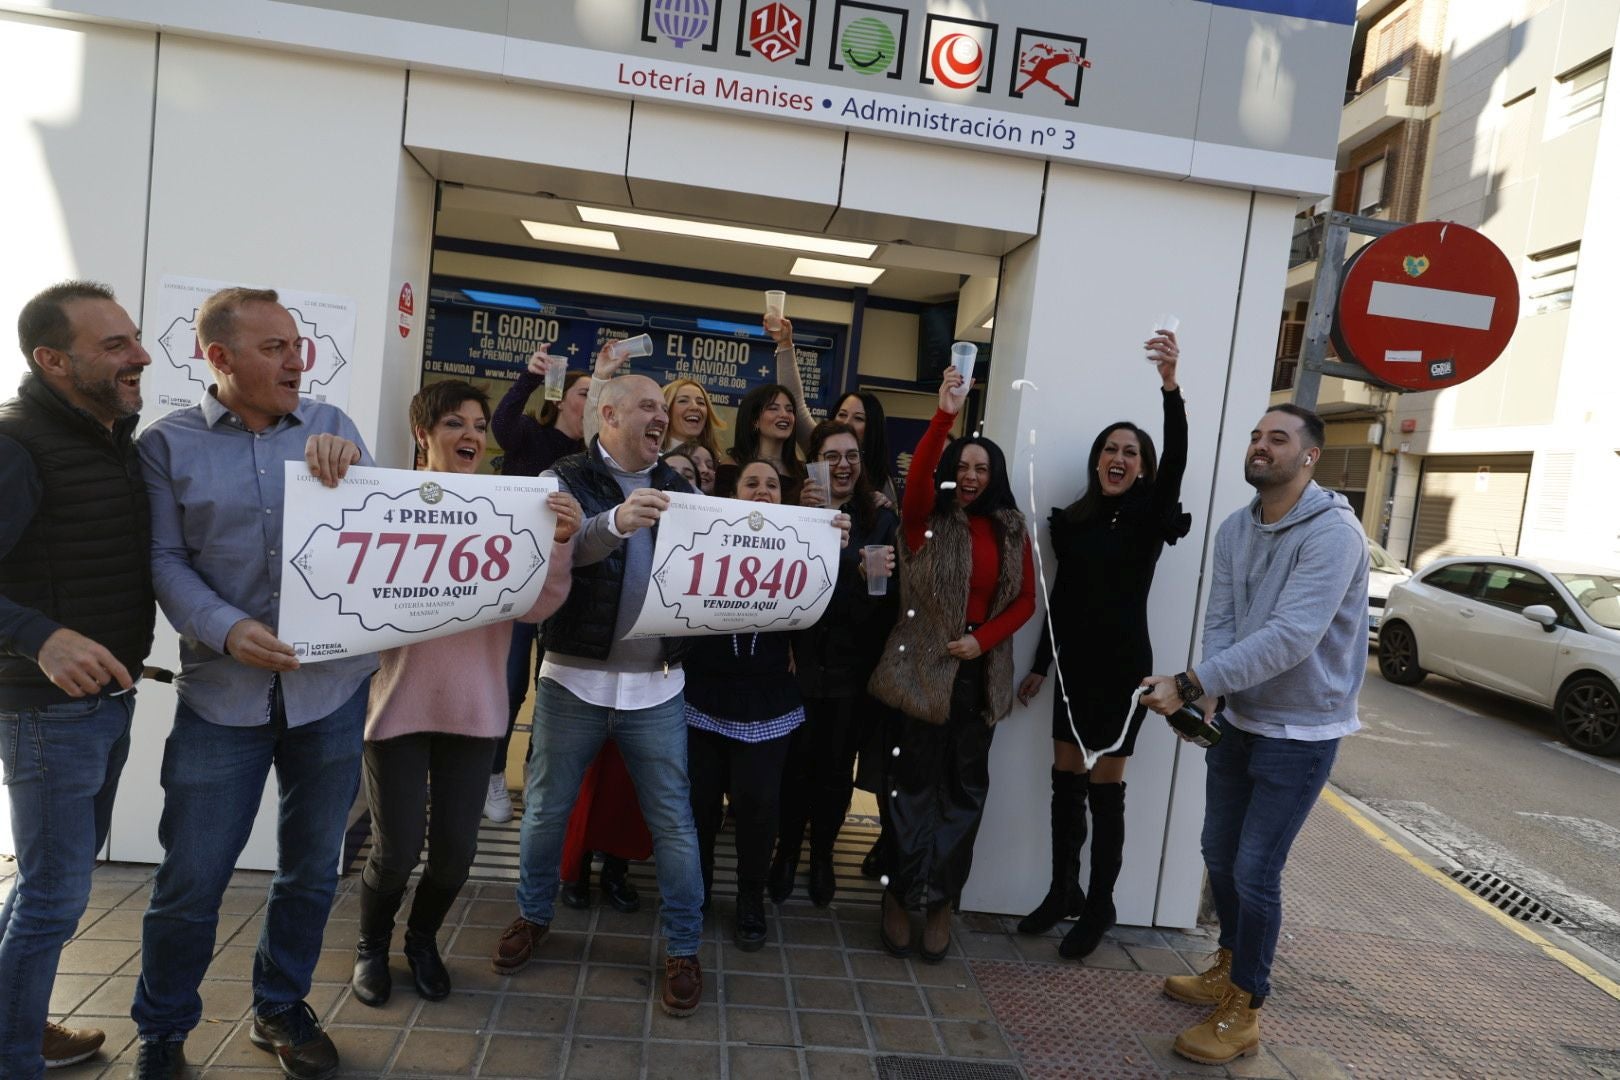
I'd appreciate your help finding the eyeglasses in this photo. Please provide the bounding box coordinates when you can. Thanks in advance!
[818,451,862,465]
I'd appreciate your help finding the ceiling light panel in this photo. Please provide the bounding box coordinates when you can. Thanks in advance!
[520,219,621,250]
[790,258,885,284]
[577,206,877,260]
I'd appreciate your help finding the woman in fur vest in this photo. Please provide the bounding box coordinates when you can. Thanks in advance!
[868,365,1035,962]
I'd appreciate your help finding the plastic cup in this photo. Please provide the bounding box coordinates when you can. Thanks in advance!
[543,354,566,401]
[864,544,891,596]
[949,341,977,394]
[805,460,831,497]
[612,333,654,362]
[765,289,786,330]
[1150,314,1181,336]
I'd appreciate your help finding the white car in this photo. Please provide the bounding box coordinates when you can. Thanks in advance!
[1366,540,1411,643]
[1377,556,1620,756]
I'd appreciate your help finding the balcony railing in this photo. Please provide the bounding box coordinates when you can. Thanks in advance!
[1289,217,1325,269]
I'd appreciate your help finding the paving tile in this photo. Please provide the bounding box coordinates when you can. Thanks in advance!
[477,1034,562,1078]
[75,909,146,941]
[573,998,645,1038]
[1227,1045,1292,1079]
[729,1044,801,1079]
[73,976,140,1019]
[332,985,421,1028]
[310,948,355,984]
[461,899,513,926]
[204,944,259,981]
[723,973,789,1008]
[726,1006,795,1046]
[910,958,972,988]
[1268,1044,1354,1079]
[1013,934,1065,963]
[724,944,786,974]
[1080,941,1140,971]
[923,986,992,1021]
[323,1024,402,1074]
[48,974,106,1015]
[506,959,583,996]
[491,994,571,1034]
[417,990,496,1031]
[642,1039,722,1079]
[89,881,145,909]
[90,862,154,882]
[1138,1033,1228,1077]
[446,960,511,993]
[56,937,141,976]
[587,933,652,967]
[1110,925,1172,948]
[778,919,842,947]
[786,946,849,977]
[935,1019,1013,1059]
[198,978,254,1022]
[847,951,908,981]
[211,1023,278,1069]
[390,1028,481,1075]
[856,981,925,1016]
[446,925,504,961]
[797,1010,868,1050]
[953,932,1018,960]
[650,1001,720,1041]
[564,1037,642,1079]
[1126,944,1197,975]
[804,1050,877,1079]
[793,977,858,1011]
[218,887,269,916]
[869,1015,940,1055]
[583,963,654,999]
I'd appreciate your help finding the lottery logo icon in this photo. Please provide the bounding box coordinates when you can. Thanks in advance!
[645,0,716,50]
[419,481,443,505]
[1009,29,1090,107]
[840,15,896,74]
[931,33,983,88]
[919,15,996,93]
[747,2,806,62]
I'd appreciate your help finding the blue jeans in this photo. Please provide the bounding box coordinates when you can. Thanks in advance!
[131,681,367,1039]
[494,621,540,775]
[0,695,132,1080]
[516,678,703,956]
[1201,727,1339,1000]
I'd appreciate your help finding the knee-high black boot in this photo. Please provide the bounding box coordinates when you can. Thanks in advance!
[1018,769,1089,935]
[352,880,405,1006]
[403,876,460,1001]
[1061,780,1125,959]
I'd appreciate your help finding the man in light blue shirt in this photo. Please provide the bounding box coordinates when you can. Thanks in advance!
[1143,403,1368,1068]
[130,287,377,1080]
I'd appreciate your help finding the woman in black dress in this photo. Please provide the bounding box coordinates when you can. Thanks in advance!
[1014,329,1189,960]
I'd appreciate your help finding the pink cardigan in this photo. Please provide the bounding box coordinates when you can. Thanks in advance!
[365,542,573,742]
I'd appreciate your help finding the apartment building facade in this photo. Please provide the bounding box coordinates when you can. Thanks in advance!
[1276,0,1620,571]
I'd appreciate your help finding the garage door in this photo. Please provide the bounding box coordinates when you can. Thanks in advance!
[1409,454,1532,569]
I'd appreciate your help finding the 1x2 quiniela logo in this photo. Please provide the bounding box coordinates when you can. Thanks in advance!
[737,0,815,65]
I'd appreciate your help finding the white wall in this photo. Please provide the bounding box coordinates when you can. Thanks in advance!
[0,11,156,857]
[967,165,1294,926]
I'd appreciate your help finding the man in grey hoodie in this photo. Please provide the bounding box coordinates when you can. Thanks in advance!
[1142,403,1368,1066]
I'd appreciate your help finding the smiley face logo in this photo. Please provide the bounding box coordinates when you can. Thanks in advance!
[840,16,897,75]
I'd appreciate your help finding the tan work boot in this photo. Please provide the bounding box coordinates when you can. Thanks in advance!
[1173,985,1261,1065]
[1163,946,1232,1005]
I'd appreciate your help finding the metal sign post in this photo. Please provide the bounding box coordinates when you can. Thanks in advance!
[1292,211,1406,410]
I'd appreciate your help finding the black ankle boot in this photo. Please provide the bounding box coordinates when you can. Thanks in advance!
[807,853,836,907]
[404,929,451,1000]
[1059,781,1125,959]
[600,856,640,913]
[1018,769,1089,935]
[734,888,768,951]
[768,847,798,904]
[352,881,405,1006]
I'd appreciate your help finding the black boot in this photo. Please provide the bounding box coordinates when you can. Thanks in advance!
[404,876,460,1000]
[734,887,768,952]
[1018,769,1089,935]
[600,856,641,913]
[1061,781,1125,959]
[560,850,592,910]
[352,881,404,1006]
[768,845,799,904]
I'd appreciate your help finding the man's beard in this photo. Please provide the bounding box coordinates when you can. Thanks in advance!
[71,359,142,419]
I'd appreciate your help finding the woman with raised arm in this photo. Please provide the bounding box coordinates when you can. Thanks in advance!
[867,367,1035,963]
[353,380,580,1007]
[1013,328,1189,960]
[662,377,727,463]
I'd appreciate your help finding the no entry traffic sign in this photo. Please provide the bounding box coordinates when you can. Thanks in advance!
[1332,221,1518,391]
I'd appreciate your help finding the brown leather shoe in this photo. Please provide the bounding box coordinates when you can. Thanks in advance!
[492,916,547,974]
[42,1021,105,1068]
[660,955,703,1017]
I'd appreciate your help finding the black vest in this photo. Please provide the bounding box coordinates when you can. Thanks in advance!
[0,375,154,703]
[541,439,692,662]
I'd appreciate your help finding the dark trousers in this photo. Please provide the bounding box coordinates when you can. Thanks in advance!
[887,659,994,910]
[777,696,865,863]
[362,732,495,933]
[686,726,794,899]
[495,622,540,775]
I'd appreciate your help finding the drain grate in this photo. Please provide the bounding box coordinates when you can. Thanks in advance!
[1447,869,1573,926]
[1564,1045,1620,1078]
[875,1057,1022,1080]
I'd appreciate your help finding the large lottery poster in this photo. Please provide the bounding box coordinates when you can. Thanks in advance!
[625,493,842,638]
[148,275,357,416]
[277,464,558,661]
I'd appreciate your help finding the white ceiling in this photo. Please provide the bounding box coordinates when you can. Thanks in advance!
[433,184,999,303]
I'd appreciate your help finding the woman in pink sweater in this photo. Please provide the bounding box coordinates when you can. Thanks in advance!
[350,380,580,1008]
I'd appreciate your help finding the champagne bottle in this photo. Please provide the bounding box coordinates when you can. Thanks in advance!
[1167,704,1222,748]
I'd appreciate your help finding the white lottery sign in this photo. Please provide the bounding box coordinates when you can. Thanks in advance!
[277,464,557,662]
[626,494,840,639]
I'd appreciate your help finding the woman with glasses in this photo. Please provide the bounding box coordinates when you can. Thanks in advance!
[770,421,899,906]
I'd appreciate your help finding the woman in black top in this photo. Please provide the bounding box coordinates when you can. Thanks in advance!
[770,421,899,906]
[1014,329,1190,960]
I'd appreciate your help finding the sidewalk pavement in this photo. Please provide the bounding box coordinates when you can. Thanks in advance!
[13,785,1620,1079]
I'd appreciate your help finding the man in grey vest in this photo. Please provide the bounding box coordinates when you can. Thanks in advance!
[0,281,156,1078]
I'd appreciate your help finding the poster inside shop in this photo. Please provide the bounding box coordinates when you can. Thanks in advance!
[149,275,357,418]
[420,278,847,432]
[277,463,559,661]
[625,493,842,638]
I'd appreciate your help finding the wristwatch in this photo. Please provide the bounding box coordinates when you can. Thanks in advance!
[1174,671,1202,705]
